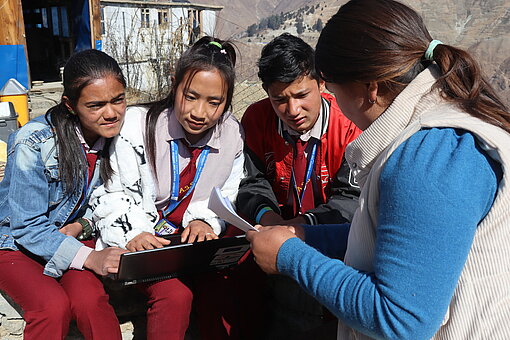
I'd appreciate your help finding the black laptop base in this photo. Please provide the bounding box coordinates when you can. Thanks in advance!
[116,235,250,285]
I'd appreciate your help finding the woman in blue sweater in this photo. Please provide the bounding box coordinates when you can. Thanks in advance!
[246,0,510,339]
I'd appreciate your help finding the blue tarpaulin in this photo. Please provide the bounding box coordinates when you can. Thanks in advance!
[0,45,29,90]
[72,0,92,51]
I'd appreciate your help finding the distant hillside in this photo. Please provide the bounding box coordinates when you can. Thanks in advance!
[469,36,510,103]
[216,0,509,105]
[198,0,317,38]
[408,0,510,47]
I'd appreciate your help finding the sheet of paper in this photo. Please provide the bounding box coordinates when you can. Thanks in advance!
[208,187,258,233]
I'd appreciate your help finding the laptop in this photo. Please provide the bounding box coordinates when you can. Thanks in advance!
[115,234,250,285]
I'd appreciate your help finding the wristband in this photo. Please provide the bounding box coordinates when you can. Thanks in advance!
[303,213,317,225]
[76,218,93,240]
[255,207,273,224]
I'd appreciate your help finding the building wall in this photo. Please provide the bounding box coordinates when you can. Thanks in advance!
[202,10,218,36]
[101,3,220,96]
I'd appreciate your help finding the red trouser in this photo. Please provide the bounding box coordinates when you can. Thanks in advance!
[192,225,269,340]
[0,247,121,340]
[133,226,267,340]
[137,278,193,340]
[194,254,268,340]
[136,269,261,340]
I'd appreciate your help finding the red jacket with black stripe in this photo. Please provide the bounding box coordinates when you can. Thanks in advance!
[236,93,362,225]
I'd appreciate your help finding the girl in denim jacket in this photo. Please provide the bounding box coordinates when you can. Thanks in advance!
[0,50,127,340]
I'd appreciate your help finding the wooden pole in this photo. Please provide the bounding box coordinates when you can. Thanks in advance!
[0,0,27,46]
[0,0,30,88]
[89,0,102,49]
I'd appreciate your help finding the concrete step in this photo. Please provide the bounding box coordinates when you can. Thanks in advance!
[28,82,63,119]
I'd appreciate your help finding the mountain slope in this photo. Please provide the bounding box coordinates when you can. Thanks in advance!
[207,0,509,105]
[199,0,324,37]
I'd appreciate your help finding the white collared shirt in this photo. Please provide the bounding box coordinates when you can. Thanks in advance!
[75,125,106,154]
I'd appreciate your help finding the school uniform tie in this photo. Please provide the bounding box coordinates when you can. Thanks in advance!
[69,148,99,220]
[85,152,98,185]
[164,145,203,228]
[292,138,316,215]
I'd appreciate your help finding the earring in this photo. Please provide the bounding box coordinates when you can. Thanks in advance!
[368,98,376,105]
[69,109,76,115]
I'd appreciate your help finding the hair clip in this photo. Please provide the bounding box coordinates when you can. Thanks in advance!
[220,49,227,55]
[209,41,223,49]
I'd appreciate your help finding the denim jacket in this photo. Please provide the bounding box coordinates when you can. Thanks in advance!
[0,115,101,277]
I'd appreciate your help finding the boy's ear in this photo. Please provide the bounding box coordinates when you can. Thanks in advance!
[318,79,326,93]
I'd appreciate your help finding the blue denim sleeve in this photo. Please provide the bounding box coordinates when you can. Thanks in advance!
[8,142,83,277]
[277,129,499,339]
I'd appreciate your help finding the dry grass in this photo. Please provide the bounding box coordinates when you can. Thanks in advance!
[232,80,267,119]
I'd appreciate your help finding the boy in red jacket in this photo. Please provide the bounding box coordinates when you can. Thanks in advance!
[237,33,361,227]
[236,33,361,338]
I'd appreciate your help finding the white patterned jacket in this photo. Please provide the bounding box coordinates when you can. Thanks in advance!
[90,106,245,249]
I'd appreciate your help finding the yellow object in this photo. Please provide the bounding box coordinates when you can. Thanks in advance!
[0,140,6,163]
[0,79,28,126]
[1,94,27,126]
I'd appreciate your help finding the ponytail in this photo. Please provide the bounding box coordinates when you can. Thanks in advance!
[316,0,510,133]
[431,44,510,133]
[46,103,86,193]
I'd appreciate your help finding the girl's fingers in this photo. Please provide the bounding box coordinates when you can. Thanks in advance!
[155,236,171,246]
[181,227,191,243]
[187,231,198,243]
[197,231,205,242]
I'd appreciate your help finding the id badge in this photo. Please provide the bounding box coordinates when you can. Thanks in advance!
[154,218,179,236]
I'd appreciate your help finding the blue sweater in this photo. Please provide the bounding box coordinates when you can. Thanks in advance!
[277,128,500,340]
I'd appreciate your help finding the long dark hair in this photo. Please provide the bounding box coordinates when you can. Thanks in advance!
[45,49,126,193]
[145,36,237,170]
[315,0,510,133]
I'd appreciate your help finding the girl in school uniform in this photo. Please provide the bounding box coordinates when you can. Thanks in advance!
[0,49,127,340]
[90,36,244,340]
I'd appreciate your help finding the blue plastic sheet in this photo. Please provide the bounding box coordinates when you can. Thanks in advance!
[72,0,92,52]
[0,45,29,89]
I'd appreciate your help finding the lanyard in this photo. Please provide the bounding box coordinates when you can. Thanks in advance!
[288,137,318,209]
[162,140,210,216]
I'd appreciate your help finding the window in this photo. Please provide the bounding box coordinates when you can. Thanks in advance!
[187,9,201,44]
[51,7,59,35]
[60,7,69,37]
[158,10,169,27]
[100,6,106,35]
[41,8,48,28]
[141,8,150,28]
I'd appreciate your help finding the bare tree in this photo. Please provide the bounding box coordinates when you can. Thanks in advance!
[102,7,191,103]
